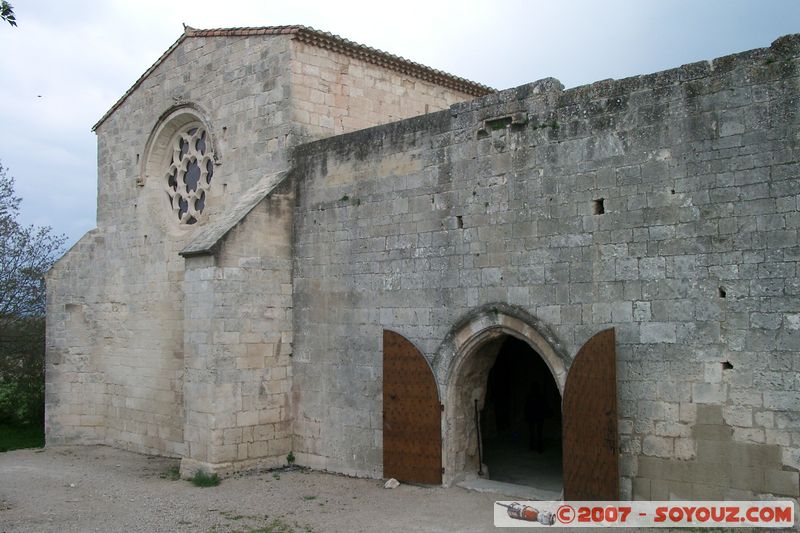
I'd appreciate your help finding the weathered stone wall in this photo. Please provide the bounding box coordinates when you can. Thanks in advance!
[181,178,294,475]
[47,29,482,467]
[46,33,295,456]
[292,35,800,498]
[290,40,475,139]
[45,230,106,444]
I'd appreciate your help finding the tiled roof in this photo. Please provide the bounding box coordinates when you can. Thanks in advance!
[92,25,494,131]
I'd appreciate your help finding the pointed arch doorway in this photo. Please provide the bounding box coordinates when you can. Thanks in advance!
[481,335,563,489]
[382,307,619,500]
[438,310,568,493]
[435,306,619,500]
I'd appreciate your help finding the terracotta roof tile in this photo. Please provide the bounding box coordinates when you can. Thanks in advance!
[92,25,494,131]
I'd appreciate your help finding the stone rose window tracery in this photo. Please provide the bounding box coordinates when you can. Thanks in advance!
[165,125,214,225]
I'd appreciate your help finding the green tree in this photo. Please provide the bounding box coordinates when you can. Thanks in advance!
[1,1,15,27]
[0,162,65,424]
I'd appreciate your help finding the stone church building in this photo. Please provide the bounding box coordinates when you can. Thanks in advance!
[46,26,800,501]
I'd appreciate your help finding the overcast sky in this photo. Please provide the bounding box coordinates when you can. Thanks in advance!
[0,0,798,246]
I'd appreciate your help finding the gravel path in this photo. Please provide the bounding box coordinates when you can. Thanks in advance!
[0,445,524,532]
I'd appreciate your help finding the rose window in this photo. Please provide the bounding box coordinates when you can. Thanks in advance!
[165,126,214,225]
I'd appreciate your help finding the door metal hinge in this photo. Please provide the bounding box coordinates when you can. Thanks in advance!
[441,467,445,474]
[440,403,444,412]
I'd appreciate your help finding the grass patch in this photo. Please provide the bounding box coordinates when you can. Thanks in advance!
[160,465,181,480]
[0,424,44,452]
[302,495,316,501]
[188,470,220,487]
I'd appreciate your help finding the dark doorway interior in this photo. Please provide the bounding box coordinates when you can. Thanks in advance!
[480,336,563,491]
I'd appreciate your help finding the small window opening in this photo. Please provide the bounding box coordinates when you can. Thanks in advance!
[722,361,733,370]
[670,188,675,194]
[477,116,516,139]
[718,286,727,298]
[456,215,463,229]
[486,116,513,131]
[593,198,605,215]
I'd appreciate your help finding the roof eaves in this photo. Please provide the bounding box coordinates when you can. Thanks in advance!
[92,25,495,132]
[92,31,188,131]
[291,27,493,97]
[91,26,305,132]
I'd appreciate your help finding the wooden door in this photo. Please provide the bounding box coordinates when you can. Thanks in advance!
[562,328,619,500]
[382,330,442,485]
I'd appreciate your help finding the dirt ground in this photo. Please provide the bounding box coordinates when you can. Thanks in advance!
[0,445,537,532]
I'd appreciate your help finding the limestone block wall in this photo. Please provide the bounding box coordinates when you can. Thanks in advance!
[291,35,800,498]
[47,33,295,456]
[48,28,484,462]
[45,230,106,443]
[290,40,478,140]
[181,179,294,474]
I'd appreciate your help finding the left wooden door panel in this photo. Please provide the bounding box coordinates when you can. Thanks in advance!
[383,330,442,485]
